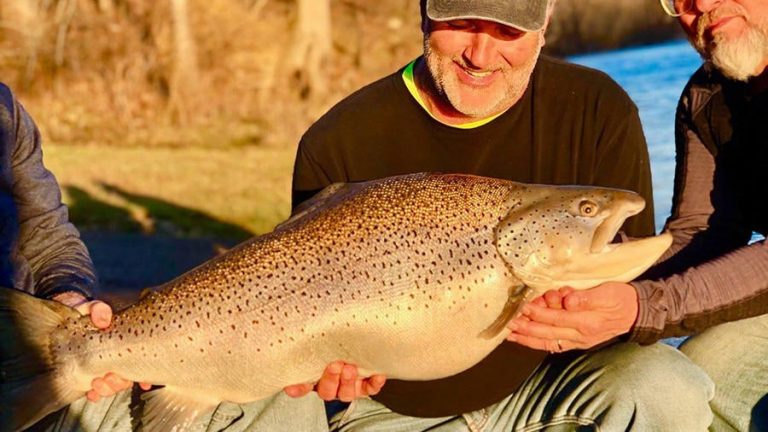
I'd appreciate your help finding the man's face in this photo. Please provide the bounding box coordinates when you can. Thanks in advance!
[678,0,768,81]
[423,19,544,118]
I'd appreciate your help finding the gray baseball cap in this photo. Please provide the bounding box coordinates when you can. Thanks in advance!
[426,0,549,32]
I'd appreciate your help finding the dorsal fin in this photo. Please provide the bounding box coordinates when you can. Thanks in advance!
[277,182,367,232]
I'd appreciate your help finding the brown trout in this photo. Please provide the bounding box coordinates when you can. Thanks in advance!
[0,173,671,431]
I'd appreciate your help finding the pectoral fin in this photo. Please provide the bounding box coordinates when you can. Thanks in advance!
[479,285,533,339]
[139,386,220,432]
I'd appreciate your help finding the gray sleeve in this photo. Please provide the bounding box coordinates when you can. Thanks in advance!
[11,101,97,299]
[629,92,767,344]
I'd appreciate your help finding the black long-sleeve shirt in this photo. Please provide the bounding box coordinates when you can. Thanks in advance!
[292,56,654,417]
[631,63,768,343]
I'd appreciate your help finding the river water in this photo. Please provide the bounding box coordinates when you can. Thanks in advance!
[570,40,702,232]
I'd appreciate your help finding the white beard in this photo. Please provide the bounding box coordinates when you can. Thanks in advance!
[709,26,768,81]
[695,8,768,82]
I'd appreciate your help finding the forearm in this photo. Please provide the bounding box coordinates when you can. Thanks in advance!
[645,127,749,276]
[631,240,768,343]
[11,99,97,298]
[24,227,97,299]
[630,100,762,343]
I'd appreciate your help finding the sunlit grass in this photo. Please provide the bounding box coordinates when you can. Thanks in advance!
[43,144,296,239]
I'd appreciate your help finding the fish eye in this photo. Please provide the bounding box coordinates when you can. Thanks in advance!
[578,200,599,217]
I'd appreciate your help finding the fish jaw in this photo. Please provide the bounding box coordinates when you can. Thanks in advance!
[516,232,673,291]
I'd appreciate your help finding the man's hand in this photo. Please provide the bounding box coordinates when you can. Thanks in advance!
[506,282,639,352]
[51,292,152,402]
[283,360,386,402]
[52,291,113,328]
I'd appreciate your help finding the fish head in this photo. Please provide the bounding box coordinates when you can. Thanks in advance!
[495,184,672,291]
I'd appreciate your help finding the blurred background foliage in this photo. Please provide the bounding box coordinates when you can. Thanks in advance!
[0,0,681,149]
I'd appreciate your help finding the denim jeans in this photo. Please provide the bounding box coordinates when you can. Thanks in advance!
[41,391,329,432]
[680,314,768,432]
[330,342,714,432]
[42,342,713,431]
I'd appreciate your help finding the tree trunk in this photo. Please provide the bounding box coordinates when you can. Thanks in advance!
[4,0,43,88]
[53,0,77,67]
[97,0,114,14]
[168,0,201,124]
[289,0,332,99]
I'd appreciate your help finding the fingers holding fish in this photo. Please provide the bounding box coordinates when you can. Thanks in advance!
[85,371,151,403]
[51,292,113,330]
[51,294,135,402]
[541,289,565,309]
[309,361,387,402]
[337,363,359,402]
[361,374,387,397]
[283,382,315,398]
[86,373,131,402]
[509,282,641,350]
[506,313,584,352]
[62,299,153,401]
[528,287,576,310]
[315,360,344,401]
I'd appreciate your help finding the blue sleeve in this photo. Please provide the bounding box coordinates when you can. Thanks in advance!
[0,84,97,299]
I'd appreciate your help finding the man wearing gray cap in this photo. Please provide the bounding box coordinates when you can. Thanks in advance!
[285,0,715,430]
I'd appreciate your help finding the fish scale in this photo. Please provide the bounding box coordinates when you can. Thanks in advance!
[0,173,673,431]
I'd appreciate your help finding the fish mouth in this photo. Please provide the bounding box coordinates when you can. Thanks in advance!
[514,231,672,291]
[561,232,673,289]
[590,190,647,254]
[565,200,671,288]
[514,197,672,290]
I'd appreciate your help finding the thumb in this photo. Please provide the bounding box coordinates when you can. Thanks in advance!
[76,301,113,329]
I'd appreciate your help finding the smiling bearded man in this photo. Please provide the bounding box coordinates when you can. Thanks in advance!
[422,20,542,118]
[507,0,768,430]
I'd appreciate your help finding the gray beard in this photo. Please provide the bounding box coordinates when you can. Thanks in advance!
[695,12,768,81]
[709,27,768,81]
[422,35,539,118]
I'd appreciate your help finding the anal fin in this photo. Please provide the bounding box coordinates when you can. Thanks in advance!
[479,285,533,339]
[139,386,220,432]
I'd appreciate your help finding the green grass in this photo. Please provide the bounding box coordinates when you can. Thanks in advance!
[43,144,296,239]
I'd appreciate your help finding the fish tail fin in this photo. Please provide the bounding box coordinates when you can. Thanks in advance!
[0,287,82,431]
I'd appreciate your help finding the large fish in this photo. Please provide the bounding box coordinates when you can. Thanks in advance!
[0,173,671,431]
